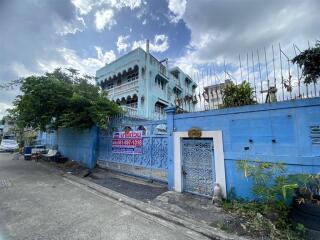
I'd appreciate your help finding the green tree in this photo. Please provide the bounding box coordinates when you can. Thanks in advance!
[222,81,256,108]
[292,41,320,84]
[10,68,121,131]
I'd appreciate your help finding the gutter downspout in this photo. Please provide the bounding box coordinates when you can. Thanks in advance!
[145,40,150,119]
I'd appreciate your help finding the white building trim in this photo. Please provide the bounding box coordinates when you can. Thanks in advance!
[173,131,227,198]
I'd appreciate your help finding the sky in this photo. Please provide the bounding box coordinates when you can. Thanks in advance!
[0,0,319,117]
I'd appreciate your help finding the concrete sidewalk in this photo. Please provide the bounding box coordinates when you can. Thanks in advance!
[88,169,237,230]
[88,170,168,203]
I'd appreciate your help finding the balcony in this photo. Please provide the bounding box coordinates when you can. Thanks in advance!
[121,105,139,117]
[120,106,151,120]
[119,105,166,120]
[106,80,139,99]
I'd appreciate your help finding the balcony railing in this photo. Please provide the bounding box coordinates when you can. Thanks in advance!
[152,112,166,120]
[106,80,139,98]
[121,105,139,117]
[117,105,167,120]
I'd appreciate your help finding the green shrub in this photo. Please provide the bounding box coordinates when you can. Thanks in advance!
[222,81,256,108]
[221,160,308,239]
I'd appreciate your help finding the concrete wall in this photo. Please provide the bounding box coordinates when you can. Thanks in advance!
[38,98,320,199]
[39,127,98,169]
[38,131,57,149]
[167,98,320,199]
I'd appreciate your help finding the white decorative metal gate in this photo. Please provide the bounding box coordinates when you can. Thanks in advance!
[182,138,215,197]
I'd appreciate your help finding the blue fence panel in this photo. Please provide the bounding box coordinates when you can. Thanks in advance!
[38,131,57,148]
[39,127,97,169]
[97,118,168,182]
[98,134,167,169]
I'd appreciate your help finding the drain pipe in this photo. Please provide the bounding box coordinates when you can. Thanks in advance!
[145,39,150,119]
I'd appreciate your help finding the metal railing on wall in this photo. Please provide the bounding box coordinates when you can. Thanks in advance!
[112,108,167,121]
[174,42,320,113]
[106,80,139,98]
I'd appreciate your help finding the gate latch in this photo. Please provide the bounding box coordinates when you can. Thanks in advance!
[182,165,187,175]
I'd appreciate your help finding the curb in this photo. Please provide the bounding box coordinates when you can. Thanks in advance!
[61,172,249,240]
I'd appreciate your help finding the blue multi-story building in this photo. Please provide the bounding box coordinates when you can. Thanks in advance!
[96,41,197,119]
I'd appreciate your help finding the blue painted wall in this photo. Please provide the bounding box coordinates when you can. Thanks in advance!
[39,127,98,169]
[168,98,320,199]
[38,98,320,199]
[57,127,98,169]
[38,131,57,149]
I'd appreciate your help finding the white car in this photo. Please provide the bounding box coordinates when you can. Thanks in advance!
[0,137,19,152]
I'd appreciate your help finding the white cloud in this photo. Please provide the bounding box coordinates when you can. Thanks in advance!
[38,47,116,76]
[95,46,116,64]
[72,0,142,15]
[0,102,12,118]
[131,40,144,51]
[132,34,169,53]
[108,0,142,10]
[95,9,117,31]
[168,0,187,23]
[117,35,130,53]
[171,0,320,102]
[0,0,85,118]
[0,46,116,117]
[57,16,86,36]
[178,0,320,64]
[72,0,97,15]
[10,62,35,77]
[72,0,143,36]
[170,0,320,89]
[152,34,169,52]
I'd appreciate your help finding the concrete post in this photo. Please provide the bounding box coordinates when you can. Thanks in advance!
[165,107,176,190]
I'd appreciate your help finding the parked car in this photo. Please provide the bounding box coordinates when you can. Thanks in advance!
[0,135,19,152]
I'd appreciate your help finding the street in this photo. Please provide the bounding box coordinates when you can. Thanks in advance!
[0,153,207,240]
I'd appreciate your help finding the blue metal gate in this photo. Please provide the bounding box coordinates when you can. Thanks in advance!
[97,118,168,182]
[182,138,215,197]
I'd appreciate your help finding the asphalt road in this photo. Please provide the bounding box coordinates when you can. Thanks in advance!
[0,153,207,240]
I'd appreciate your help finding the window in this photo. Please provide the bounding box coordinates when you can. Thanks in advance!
[171,70,179,79]
[106,83,114,89]
[123,126,132,132]
[160,64,166,75]
[155,78,160,87]
[127,72,138,82]
[155,102,165,115]
[155,77,165,90]
[137,125,146,135]
[154,124,167,135]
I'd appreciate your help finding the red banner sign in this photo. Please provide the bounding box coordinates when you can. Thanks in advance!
[112,131,143,154]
